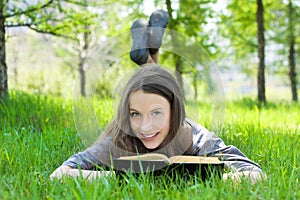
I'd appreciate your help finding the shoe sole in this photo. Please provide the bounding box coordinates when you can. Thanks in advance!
[148,10,169,54]
[130,19,149,65]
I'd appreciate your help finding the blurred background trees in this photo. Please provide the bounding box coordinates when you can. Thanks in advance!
[1,0,299,103]
[0,0,99,98]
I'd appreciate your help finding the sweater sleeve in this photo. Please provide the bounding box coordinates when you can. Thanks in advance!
[187,119,263,173]
[62,136,113,170]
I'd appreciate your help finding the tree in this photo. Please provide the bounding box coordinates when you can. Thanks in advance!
[220,0,277,103]
[62,0,95,97]
[165,0,184,94]
[164,0,219,98]
[256,0,266,103]
[55,0,136,97]
[287,0,298,101]
[266,0,299,102]
[0,0,97,99]
[0,0,7,98]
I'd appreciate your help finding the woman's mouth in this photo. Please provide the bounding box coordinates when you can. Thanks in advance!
[141,132,160,141]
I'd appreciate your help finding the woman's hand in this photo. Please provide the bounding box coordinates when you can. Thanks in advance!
[223,171,267,184]
[50,165,113,181]
[49,165,73,180]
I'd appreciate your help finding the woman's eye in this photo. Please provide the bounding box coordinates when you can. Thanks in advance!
[152,111,161,116]
[130,112,140,117]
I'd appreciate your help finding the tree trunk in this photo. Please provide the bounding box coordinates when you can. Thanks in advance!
[79,66,85,97]
[175,55,184,97]
[193,74,198,100]
[0,1,8,98]
[256,0,266,104]
[78,26,90,97]
[78,39,87,97]
[288,0,298,102]
[288,39,297,102]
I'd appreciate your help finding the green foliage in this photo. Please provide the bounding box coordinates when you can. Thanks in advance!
[219,0,300,75]
[2,0,299,102]
[4,0,99,39]
[0,91,299,199]
[267,0,300,74]
[220,0,258,59]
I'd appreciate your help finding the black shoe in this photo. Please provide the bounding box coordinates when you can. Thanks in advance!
[147,10,169,55]
[130,18,149,65]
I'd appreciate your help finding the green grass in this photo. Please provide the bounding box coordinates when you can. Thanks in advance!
[0,91,299,200]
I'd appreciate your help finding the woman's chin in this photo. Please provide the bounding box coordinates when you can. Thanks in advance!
[141,141,160,150]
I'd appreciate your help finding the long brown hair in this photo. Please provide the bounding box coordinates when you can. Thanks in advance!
[103,64,189,157]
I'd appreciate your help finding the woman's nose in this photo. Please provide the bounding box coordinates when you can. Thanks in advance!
[140,116,152,132]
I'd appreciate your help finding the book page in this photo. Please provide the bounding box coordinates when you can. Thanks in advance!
[169,156,223,164]
[117,153,171,163]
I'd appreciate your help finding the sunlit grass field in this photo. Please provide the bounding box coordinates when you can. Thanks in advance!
[0,91,299,199]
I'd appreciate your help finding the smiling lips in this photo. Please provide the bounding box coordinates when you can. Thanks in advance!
[141,132,160,141]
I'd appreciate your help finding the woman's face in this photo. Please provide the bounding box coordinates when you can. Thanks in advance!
[129,90,171,149]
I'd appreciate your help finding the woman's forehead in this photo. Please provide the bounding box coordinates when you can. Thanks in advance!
[129,90,170,109]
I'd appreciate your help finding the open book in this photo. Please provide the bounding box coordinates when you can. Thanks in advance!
[113,153,224,179]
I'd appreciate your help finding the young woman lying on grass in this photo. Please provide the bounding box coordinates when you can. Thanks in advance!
[50,10,266,184]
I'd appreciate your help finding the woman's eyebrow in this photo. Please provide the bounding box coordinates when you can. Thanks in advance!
[129,108,139,112]
[151,108,164,112]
